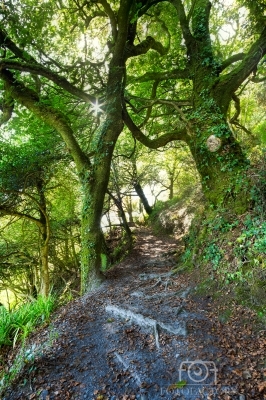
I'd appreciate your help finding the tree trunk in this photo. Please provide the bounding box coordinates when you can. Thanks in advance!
[187,114,250,213]
[133,182,153,215]
[108,191,132,241]
[39,233,50,297]
[127,196,134,223]
[169,176,174,200]
[37,180,50,297]
[80,122,124,293]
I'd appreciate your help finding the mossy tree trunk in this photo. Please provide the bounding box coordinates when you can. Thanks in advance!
[124,0,266,213]
[36,179,50,297]
[79,127,123,292]
[0,0,133,293]
[186,111,250,213]
[78,2,132,292]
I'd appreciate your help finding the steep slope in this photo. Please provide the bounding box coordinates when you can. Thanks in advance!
[2,229,265,400]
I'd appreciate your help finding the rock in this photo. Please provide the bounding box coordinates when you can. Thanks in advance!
[157,187,203,237]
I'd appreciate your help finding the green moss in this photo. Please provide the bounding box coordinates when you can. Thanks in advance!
[180,202,266,315]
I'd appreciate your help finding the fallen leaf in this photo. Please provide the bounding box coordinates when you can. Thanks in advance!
[258,381,266,393]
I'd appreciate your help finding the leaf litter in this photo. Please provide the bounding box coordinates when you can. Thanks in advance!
[1,228,265,400]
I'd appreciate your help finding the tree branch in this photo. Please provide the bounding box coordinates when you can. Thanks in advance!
[220,53,246,72]
[125,94,192,108]
[138,80,159,127]
[251,75,266,83]
[0,60,96,103]
[125,94,191,118]
[0,69,90,174]
[0,87,14,126]
[0,207,43,228]
[98,0,117,40]
[219,26,266,93]
[122,104,188,148]
[231,120,254,136]
[126,35,168,58]
[230,93,240,123]
[0,28,36,63]
[137,0,167,17]
[170,0,194,51]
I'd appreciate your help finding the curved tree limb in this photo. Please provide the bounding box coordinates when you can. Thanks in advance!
[0,207,43,228]
[0,28,36,63]
[126,35,168,58]
[0,60,96,103]
[137,0,168,17]
[125,95,191,107]
[170,0,194,50]
[231,120,254,136]
[251,75,266,83]
[122,103,188,149]
[220,53,246,72]
[218,26,266,94]
[98,0,117,40]
[139,80,160,127]
[230,93,240,123]
[0,68,90,174]
[125,94,192,114]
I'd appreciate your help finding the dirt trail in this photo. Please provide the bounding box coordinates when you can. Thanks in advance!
[2,228,265,400]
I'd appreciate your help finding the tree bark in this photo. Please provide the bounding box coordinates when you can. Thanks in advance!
[133,181,153,215]
[187,116,249,212]
[36,179,50,297]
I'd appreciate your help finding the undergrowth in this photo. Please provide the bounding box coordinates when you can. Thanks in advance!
[178,160,266,320]
[0,295,56,395]
[0,295,55,347]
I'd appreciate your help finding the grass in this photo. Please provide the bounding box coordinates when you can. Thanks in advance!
[0,295,55,347]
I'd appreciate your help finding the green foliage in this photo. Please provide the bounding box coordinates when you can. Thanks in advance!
[203,242,223,270]
[0,0,266,297]
[0,295,55,347]
[181,195,266,317]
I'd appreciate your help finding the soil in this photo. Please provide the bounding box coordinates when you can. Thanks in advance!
[1,228,266,400]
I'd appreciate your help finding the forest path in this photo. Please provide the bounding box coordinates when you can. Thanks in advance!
[3,228,265,400]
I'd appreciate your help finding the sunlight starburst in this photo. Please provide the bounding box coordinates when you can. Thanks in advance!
[90,98,104,117]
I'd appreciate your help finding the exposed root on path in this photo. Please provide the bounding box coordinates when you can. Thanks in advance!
[1,228,265,400]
